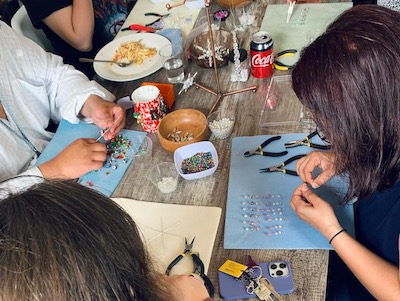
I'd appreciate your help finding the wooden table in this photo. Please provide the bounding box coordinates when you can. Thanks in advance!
[95,1,350,299]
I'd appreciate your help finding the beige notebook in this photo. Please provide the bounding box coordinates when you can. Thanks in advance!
[112,198,222,275]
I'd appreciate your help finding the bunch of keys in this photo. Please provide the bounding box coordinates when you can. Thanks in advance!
[245,267,283,301]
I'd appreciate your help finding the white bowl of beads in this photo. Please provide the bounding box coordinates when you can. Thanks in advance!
[207,110,235,139]
[174,141,219,180]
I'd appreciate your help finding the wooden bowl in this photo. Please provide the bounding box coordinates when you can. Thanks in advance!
[157,109,209,153]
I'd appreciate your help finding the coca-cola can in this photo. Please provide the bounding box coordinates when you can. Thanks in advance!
[250,31,274,79]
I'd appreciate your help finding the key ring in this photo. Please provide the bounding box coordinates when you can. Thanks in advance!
[245,265,262,294]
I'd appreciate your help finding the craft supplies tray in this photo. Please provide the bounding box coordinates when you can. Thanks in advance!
[224,134,355,250]
[259,75,305,127]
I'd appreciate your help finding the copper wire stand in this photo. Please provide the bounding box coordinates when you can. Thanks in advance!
[194,0,257,116]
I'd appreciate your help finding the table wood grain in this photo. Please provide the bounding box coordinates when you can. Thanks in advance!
[95,1,350,300]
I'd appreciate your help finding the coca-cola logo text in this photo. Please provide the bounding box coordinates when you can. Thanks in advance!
[251,53,273,67]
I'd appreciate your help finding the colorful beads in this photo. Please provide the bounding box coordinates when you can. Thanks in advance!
[181,152,215,174]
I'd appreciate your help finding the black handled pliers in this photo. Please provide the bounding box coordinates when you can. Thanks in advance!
[259,154,307,175]
[165,237,214,297]
[144,12,170,27]
[274,49,297,71]
[244,136,288,157]
[284,130,330,150]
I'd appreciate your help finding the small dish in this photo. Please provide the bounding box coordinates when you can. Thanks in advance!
[207,110,235,139]
[174,141,218,180]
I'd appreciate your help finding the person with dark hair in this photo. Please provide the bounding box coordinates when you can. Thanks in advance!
[21,0,134,77]
[290,5,400,301]
[0,179,213,301]
[0,21,125,184]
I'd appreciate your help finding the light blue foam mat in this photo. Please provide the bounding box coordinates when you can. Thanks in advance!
[224,134,355,250]
[36,119,147,197]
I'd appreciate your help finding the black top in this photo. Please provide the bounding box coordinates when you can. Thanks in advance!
[22,0,130,77]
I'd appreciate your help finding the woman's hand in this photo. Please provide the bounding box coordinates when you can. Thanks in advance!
[296,151,336,188]
[38,138,106,179]
[166,275,211,301]
[290,183,342,240]
[80,95,126,141]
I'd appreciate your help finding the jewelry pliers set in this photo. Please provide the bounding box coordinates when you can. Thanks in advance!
[244,131,330,176]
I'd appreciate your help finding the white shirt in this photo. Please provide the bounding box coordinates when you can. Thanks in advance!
[0,21,115,182]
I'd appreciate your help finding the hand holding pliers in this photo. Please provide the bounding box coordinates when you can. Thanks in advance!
[165,237,214,297]
[244,136,288,157]
[259,154,306,175]
[284,130,330,150]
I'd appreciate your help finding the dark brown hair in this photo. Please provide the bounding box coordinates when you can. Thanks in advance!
[292,5,400,199]
[0,180,173,301]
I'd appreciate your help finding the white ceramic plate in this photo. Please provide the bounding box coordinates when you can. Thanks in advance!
[94,33,171,82]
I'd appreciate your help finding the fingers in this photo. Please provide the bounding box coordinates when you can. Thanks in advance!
[296,151,335,189]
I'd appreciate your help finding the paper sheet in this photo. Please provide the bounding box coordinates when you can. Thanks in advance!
[112,198,222,274]
[260,3,353,64]
[224,134,355,250]
[36,119,147,197]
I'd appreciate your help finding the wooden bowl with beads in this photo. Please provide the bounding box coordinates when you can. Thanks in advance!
[157,109,210,153]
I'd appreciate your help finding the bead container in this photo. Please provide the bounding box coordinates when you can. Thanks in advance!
[207,110,235,139]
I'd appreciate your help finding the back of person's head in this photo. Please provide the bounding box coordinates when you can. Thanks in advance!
[292,5,400,198]
[0,180,171,301]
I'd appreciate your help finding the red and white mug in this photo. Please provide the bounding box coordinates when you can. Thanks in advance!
[131,85,167,133]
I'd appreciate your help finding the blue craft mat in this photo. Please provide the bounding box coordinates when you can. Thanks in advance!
[36,119,147,197]
[224,134,355,250]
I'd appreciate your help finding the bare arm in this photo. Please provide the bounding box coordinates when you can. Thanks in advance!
[291,184,400,300]
[332,231,400,300]
[43,0,94,51]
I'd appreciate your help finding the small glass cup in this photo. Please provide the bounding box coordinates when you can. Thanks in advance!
[149,162,179,193]
[207,110,236,139]
[159,44,185,84]
[132,136,152,166]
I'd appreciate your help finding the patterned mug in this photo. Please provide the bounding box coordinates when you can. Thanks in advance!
[131,85,167,133]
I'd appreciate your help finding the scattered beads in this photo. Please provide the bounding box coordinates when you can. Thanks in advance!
[156,176,178,193]
[208,117,234,139]
[181,152,215,174]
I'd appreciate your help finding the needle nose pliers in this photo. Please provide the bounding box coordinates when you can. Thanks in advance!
[284,130,330,150]
[259,154,306,175]
[244,135,288,158]
[144,12,170,27]
[165,237,214,297]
